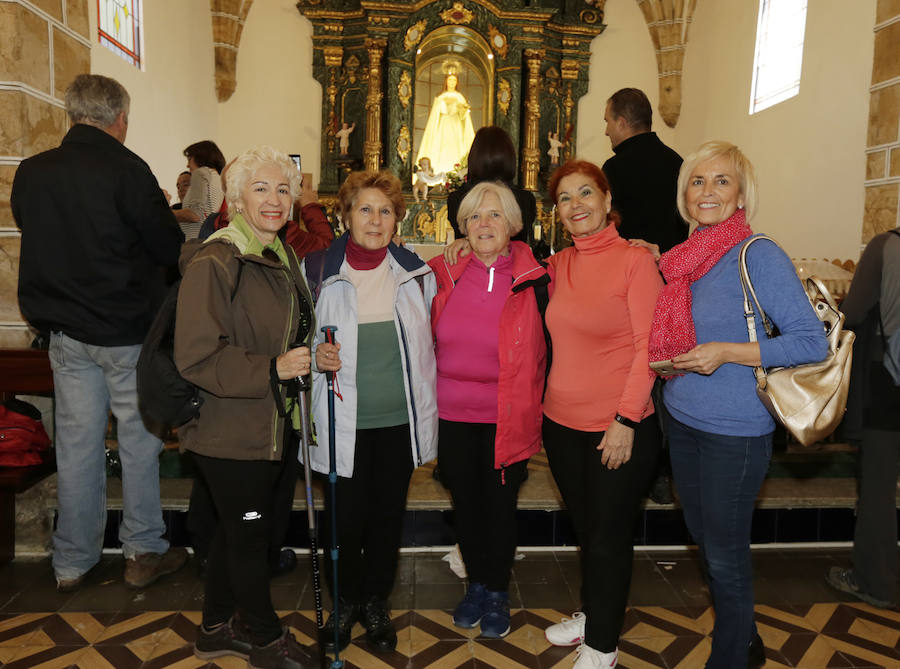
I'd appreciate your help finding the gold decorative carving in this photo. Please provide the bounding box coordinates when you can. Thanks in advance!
[497,79,511,116]
[560,59,579,80]
[562,38,580,48]
[580,10,600,24]
[440,2,474,25]
[364,38,388,171]
[322,22,343,33]
[563,83,575,161]
[397,70,412,108]
[404,19,427,52]
[323,46,343,68]
[487,25,509,59]
[522,49,545,191]
[396,125,411,163]
[368,15,390,25]
[345,54,360,83]
[544,67,559,96]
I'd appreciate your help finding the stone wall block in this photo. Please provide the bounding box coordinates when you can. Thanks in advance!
[64,0,90,39]
[0,4,51,95]
[26,95,67,156]
[867,150,887,180]
[31,0,63,21]
[53,27,90,99]
[0,328,32,348]
[872,21,900,85]
[0,235,23,322]
[0,164,17,229]
[15,477,55,556]
[867,84,900,148]
[891,147,900,177]
[863,183,900,242]
[876,0,900,25]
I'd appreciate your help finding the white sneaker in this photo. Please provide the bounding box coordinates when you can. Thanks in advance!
[573,643,618,668]
[545,611,586,646]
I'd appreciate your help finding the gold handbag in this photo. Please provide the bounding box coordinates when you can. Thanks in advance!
[739,236,855,447]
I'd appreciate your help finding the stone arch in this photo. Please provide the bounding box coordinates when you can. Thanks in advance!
[210,0,254,102]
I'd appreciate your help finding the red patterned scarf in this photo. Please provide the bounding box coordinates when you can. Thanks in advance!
[648,209,752,364]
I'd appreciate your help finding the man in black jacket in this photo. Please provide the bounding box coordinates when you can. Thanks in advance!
[12,74,187,592]
[601,88,687,254]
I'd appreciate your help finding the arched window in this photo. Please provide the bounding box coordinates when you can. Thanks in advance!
[749,0,808,114]
[97,0,143,69]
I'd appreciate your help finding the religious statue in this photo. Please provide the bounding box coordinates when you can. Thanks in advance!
[335,121,356,155]
[412,157,445,203]
[547,131,564,167]
[415,63,475,175]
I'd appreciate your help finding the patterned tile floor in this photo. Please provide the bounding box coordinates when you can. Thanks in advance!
[0,548,897,668]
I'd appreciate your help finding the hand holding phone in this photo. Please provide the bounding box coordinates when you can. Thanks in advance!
[649,359,680,376]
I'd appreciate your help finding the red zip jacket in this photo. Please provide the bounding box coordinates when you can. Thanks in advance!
[429,241,549,470]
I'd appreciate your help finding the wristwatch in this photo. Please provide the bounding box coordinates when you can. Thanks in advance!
[614,413,639,429]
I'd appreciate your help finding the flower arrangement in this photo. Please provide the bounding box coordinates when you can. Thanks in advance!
[444,160,468,192]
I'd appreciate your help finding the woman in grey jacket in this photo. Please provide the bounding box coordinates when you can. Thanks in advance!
[304,170,438,655]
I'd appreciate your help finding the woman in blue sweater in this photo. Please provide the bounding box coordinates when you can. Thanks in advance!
[647,141,827,669]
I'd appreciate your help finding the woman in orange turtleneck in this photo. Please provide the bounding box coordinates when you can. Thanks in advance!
[541,160,663,669]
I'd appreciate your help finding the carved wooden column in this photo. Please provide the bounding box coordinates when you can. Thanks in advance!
[364,38,387,172]
[522,49,545,191]
[323,46,343,155]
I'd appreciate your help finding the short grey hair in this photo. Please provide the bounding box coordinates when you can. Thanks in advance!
[677,140,759,226]
[457,181,523,237]
[225,146,302,219]
[64,74,130,127]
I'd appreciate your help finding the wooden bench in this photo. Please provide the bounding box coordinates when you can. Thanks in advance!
[0,348,55,564]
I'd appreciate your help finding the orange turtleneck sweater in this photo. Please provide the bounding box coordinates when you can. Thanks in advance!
[543,224,664,432]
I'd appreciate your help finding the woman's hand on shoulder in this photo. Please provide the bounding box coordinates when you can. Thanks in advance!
[597,420,634,470]
[315,342,342,372]
[443,238,471,264]
[276,346,312,380]
[627,238,660,261]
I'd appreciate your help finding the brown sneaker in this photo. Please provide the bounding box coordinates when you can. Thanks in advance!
[124,546,188,589]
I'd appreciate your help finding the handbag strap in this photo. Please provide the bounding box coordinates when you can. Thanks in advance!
[738,235,778,344]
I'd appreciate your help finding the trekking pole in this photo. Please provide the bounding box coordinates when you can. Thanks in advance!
[321,325,343,669]
[296,372,323,630]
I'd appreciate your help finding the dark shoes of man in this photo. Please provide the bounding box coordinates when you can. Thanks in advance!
[648,473,675,505]
[124,546,188,589]
[194,616,252,661]
[320,598,362,653]
[271,547,298,578]
[825,567,896,609]
[748,632,766,669]
[362,596,397,652]
[249,628,318,669]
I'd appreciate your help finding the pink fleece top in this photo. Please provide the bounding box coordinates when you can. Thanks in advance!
[544,224,663,431]
[434,253,513,422]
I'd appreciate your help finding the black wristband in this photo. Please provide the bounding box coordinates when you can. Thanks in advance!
[614,413,639,429]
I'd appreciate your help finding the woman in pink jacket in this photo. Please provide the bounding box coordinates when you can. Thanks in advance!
[428,181,549,639]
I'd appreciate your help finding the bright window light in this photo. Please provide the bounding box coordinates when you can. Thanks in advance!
[749,0,808,114]
[97,0,144,69]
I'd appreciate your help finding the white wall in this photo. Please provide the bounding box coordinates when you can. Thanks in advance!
[216,3,322,189]
[89,0,219,198]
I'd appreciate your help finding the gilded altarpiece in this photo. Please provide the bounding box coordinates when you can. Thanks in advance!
[296,0,605,245]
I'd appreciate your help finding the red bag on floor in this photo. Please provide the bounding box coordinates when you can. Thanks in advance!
[0,405,51,467]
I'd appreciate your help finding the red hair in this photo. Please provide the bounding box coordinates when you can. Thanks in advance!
[548,160,621,227]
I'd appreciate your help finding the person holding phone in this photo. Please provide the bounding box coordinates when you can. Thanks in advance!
[540,160,662,669]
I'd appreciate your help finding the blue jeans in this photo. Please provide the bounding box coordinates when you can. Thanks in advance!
[667,416,771,669]
[49,333,168,580]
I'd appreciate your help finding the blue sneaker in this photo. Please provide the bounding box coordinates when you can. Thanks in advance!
[480,590,510,638]
[452,582,487,628]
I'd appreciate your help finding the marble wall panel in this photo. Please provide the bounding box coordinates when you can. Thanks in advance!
[0,4,51,95]
[876,0,900,24]
[0,235,23,323]
[891,147,900,177]
[64,0,90,39]
[862,183,900,242]
[872,21,900,85]
[0,165,16,230]
[867,150,887,180]
[0,92,67,160]
[52,27,90,99]
[31,0,63,21]
[0,328,33,348]
[867,84,900,148]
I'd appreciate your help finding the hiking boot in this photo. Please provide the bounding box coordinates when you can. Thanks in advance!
[825,567,895,609]
[748,631,766,669]
[194,616,252,661]
[270,548,297,579]
[544,611,586,646]
[362,596,397,653]
[480,590,510,638]
[320,598,361,654]
[452,582,487,629]
[56,573,87,593]
[573,643,618,668]
[124,547,188,588]
[248,628,318,669]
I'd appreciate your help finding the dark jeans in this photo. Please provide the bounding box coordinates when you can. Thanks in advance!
[667,416,771,669]
[853,428,899,604]
[438,420,529,592]
[323,424,414,603]
[543,414,660,652]
[191,453,286,646]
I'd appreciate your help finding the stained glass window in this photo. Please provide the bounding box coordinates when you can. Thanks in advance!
[97,0,143,68]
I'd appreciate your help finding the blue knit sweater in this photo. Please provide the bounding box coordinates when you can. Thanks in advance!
[663,235,829,436]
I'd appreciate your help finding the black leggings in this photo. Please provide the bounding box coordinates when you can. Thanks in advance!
[438,419,528,592]
[543,415,660,652]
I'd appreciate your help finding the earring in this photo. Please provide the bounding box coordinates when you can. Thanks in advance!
[738,205,745,210]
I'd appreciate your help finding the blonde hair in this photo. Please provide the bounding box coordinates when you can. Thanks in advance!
[225,146,301,219]
[457,181,523,237]
[677,140,758,226]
